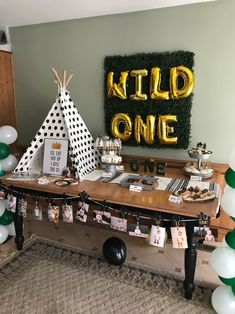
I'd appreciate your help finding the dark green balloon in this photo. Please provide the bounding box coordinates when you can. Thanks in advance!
[0,209,14,225]
[219,276,235,286]
[0,170,5,177]
[0,142,10,160]
[231,216,235,222]
[225,167,235,188]
[232,283,235,295]
[225,229,235,249]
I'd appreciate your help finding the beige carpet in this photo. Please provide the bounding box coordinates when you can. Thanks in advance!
[0,238,216,314]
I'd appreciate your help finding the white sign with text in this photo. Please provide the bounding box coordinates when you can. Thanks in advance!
[43,138,68,175]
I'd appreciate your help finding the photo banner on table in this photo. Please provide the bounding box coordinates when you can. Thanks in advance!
[104,50,195,149]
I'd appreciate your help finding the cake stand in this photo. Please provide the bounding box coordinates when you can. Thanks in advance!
[184,149,213,179]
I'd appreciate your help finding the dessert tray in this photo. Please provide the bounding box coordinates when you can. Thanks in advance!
[184,142,214,179]
[172,186,216,202]
[188,150,212,160]
[183,162,214,179]
[120,175,158,191]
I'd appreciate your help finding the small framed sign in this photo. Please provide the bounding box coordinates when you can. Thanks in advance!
[43,138,68,175]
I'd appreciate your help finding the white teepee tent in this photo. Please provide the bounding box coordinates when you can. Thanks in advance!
[14,69,100,180]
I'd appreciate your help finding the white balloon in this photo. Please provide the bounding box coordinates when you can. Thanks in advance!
[5,222,15,236]
[221,236,229,248]
[221,189,235,217]
[229,148,235,172]
[210,247,235,278]
[0,199,7,217]
[212,285,235,314]
[0,125,17,145]
[224,184,234,193]
[1,154,18,172]
[0,225,8,244]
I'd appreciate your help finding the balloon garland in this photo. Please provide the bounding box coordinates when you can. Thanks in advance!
[0,125,18,177]
[0,198,15,244]
[210,148,235,314]
[0,125,18,244]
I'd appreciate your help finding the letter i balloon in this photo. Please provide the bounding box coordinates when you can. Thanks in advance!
[0,125,18,176]
[210,147,235,314]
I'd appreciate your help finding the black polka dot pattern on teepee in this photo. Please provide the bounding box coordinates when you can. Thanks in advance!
[59,90,99,179]
[15,100,69,173]
[15,89,99,180]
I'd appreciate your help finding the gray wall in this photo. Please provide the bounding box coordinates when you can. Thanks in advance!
[10,0,234,163]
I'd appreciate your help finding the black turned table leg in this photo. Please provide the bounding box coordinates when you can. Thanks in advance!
[183,221,197,299]
[13,197,24,250]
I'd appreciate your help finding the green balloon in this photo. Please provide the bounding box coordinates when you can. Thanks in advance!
[219,276,235,286]
[0,170,5,177]
[225,167,235,188]
[232,283,235,295]
[225,229,235,249]
[0,142,10,160]
[231,216,235,222]
[0,209,14,225]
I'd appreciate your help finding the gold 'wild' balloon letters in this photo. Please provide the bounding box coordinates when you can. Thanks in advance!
[107,66,194,100]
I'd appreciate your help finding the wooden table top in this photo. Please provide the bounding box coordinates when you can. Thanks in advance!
[0,166,221,219]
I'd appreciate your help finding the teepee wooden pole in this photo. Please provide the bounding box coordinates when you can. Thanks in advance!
[52,68,62,88]
[63,70,67,89]
[65,74,73,88]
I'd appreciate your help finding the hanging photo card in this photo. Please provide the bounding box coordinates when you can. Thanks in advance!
[76,201,89,223]
[62,204,73,223]
[128,223,149,238]
[171,226,188,249]
[43,138,68,175]
[7,194,17,212]
[150,225,166,247]
[111,216,127,232]
[93,210,111,225]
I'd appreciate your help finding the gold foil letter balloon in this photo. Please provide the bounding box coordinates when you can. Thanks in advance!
[158,115,178,144]
[150,67,170,100]
[111,113,132,141]
[170,66,195,99]
[107,71,129,100]
[130,69,148,101]
[134,115,155,144]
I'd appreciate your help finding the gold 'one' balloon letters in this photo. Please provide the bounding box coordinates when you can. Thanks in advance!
[111,113,177,145]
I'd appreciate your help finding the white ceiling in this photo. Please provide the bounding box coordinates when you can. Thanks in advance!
[0,0,217,27]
